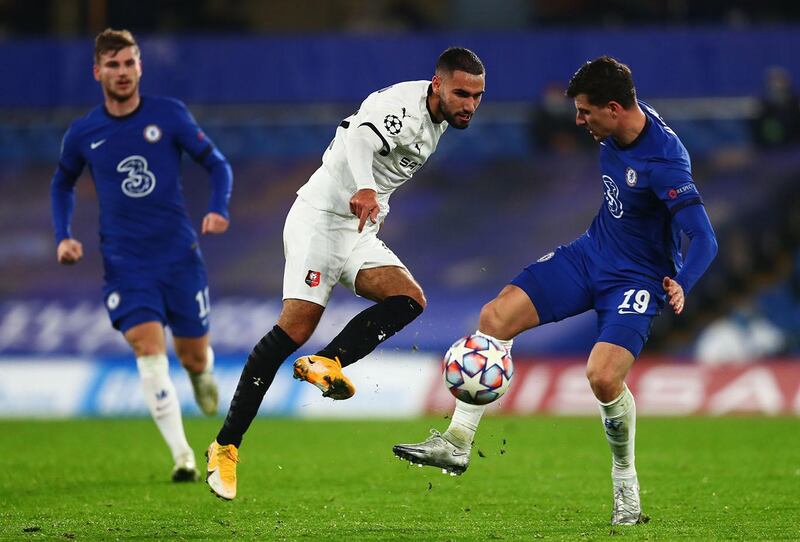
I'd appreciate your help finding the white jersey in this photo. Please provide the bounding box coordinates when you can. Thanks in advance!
[296,80,448,220]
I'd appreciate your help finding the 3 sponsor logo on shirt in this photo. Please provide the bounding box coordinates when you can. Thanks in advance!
[602,175,624,218]
[117,155,157,198]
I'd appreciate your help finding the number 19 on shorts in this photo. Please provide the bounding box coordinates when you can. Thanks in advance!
[617,289,650,315]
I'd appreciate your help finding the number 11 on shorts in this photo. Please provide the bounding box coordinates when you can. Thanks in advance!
[196,287,210,318]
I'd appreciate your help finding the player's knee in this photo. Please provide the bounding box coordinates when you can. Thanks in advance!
[176,348,206,373]
[128,339,162,358]
[586,367,623,403]
[404,287,426,310]
[280,322,316,346]
[277,302,324,345]
[478,301,507,338]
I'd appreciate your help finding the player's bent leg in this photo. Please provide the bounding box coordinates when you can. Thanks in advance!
[125,321,198,482]
[208,302,316,499]
[587,341,647,525]
[394,287,532,476]
[278,300,356,400]
[294,266,425,400]
[434,289,535,464]
[175,335,218,416]
[214,300,317,448]
[315,266,425,365]
[439,330,515,453]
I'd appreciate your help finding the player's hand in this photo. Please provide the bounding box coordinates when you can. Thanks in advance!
[202,212,229,234]
[350,189,380,233]
[57,238,83,265]
[663,276,685,315]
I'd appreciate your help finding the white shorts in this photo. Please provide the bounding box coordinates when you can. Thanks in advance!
[282,197,405,306]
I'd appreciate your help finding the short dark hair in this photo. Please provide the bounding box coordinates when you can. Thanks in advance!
[566,56,636,108]
[436,47,485,76]
[94,28,139,64]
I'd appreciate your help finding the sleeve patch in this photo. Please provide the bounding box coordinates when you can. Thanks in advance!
[667,182,697,200]
[383,114,403,136]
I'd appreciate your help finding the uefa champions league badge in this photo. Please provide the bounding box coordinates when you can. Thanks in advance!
[106,292,120,310]
[383,114,402,135]
[143,124,162,143]
[625,167,637,187]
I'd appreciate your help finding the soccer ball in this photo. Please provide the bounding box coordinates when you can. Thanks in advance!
[443,334,514,405]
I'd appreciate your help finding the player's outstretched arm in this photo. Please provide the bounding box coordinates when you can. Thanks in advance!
[57,238,83,265]
[201,212,230,234]
[667,203,718,314]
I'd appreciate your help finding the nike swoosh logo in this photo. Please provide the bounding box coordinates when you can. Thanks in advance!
[90,139,106,149]
[617,310,642,315]
[451,450,467,457]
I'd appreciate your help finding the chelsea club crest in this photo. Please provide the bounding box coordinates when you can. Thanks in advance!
[143,124,162,143]
[625,167,637,187]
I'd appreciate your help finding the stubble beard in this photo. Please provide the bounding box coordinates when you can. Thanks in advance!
[105,81,138,104]
[440,101,470,130]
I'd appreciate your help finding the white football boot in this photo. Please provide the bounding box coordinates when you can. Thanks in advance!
[392,430,471,476]
[611,477,649,525]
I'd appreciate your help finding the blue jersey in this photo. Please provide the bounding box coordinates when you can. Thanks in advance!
[51,96,232,270]
[586,100,701,283]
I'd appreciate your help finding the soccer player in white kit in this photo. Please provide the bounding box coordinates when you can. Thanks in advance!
[206,47,486,500]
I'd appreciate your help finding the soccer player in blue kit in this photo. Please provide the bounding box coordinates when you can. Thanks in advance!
[394,56,718,525]
[50,29,233,482]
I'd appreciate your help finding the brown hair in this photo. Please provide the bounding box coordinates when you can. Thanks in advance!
[566,56,636,109]
[94,28,138,64]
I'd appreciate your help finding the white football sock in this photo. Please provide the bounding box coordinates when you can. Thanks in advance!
[136,354,192,462]
[443,330,513,449]
[598,384,637,480]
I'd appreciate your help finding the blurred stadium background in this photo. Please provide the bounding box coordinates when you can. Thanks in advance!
[2,0,800,420]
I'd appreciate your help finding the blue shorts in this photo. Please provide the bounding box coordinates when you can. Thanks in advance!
[510,237,665,357]
[102,251,210,338]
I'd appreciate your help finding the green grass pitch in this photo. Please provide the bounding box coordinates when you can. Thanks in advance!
[2,416,797,541]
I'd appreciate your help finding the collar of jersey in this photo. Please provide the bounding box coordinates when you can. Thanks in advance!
[614,113,650,151]
[425,84,443,124]
[103,96,144,120]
